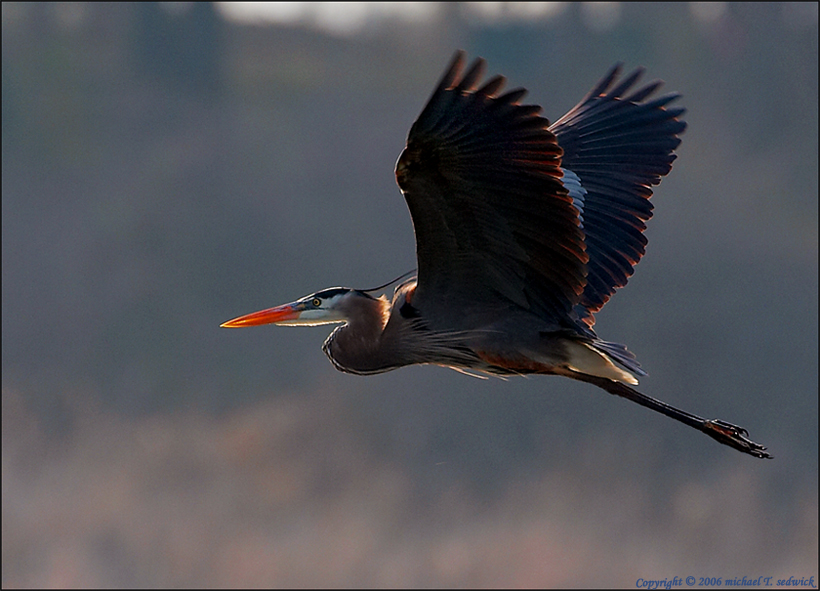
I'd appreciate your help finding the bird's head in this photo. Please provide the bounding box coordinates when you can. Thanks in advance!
[220,287,373,328]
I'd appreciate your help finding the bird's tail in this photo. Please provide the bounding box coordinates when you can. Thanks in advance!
[592,339,647,378]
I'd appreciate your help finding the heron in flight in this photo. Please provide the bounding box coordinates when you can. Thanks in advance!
[222,52,770,458]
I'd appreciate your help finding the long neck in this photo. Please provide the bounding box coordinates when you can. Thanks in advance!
[321,295,400,375]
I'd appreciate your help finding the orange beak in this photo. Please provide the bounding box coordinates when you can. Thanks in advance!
[220,303,302,328]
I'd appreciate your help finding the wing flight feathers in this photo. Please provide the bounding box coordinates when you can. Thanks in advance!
[397,52,587,327]
[396,52,685,332]
[550,65,686,323]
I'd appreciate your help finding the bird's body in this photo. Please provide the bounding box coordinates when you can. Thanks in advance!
[223,52,770,458]
[319,281,636,388]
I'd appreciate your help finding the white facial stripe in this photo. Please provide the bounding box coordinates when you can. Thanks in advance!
[274,294,348,326]
[299,308,339,320]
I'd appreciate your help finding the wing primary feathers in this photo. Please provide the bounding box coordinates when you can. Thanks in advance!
[551,64,686,323]
[608,67,645,97]
[456,58,487,93]
[434,51,466,95]
[477,75,506,97]
[578,62,623,102]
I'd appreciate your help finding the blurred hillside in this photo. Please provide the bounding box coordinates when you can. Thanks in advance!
[2,2,818,587]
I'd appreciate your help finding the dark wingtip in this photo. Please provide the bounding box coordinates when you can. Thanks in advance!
[456,57,487,93]
[434,50,467,95]
[585,62,624,99]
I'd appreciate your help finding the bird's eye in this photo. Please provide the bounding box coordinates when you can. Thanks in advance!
[312,298,321,307]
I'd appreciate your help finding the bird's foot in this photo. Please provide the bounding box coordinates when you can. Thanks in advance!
[704,419,772,459]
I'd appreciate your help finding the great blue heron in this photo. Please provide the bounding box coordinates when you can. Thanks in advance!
[222,51,770,459]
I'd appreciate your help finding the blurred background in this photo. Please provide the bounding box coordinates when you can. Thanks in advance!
[2,2,817,587]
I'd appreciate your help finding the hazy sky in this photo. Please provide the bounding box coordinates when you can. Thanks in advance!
[218,2,620,34]
[216,2,816,37]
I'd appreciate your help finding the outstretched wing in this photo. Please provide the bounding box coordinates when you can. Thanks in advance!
[396,51,587,327]
[550,65,686,326]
